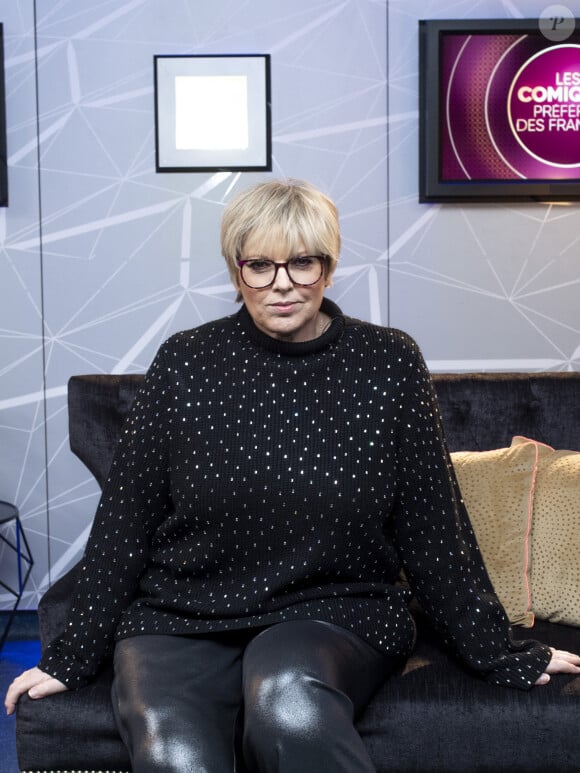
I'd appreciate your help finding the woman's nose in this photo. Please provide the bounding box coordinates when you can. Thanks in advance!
[271,263,294,290]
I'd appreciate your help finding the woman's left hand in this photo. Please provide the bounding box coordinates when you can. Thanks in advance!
[534,648,580,686]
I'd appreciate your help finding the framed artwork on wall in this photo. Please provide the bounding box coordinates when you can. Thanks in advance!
[154,53,272,173]
[419,18,580,202]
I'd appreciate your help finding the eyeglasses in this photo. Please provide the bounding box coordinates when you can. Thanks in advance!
[237,255,327,289]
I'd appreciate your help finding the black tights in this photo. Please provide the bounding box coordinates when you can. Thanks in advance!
[111,620,397,772]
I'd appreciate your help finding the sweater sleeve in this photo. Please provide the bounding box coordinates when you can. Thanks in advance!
[390,337,551,690]
[39,341,175,689]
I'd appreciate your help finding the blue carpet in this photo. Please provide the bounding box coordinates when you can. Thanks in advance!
[2,639,41,668]
[1,639,41,773]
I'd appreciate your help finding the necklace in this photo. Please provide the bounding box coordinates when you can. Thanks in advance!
[317,312,332,337]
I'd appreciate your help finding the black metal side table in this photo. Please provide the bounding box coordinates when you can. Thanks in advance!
[0,500,34,650]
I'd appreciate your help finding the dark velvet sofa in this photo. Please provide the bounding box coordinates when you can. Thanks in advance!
[16,372,580,772]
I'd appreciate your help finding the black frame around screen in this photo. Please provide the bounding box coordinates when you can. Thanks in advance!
[0,25,8,207]
[419,18,580,203]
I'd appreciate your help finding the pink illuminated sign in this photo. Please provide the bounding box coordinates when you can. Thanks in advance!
[508,46,580,167]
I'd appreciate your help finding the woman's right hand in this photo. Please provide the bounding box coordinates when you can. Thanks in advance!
[4,667,67,715]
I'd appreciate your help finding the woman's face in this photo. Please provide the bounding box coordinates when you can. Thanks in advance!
[235,230,331,342]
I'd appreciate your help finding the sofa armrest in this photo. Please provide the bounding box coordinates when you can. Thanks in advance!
[37,562,82,648]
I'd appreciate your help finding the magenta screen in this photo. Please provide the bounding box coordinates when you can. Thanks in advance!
[440,33,580,181]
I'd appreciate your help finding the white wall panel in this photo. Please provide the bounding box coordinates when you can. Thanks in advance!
[0,1,47,610]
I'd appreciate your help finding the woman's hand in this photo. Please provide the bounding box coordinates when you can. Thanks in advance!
[535,648,580,686]
[4,667,67,715]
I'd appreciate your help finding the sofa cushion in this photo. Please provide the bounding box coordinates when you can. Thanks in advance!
[451,444,537,626]
[17,620,580,773]
[511,437,580,627]
[357,618,580,773]
[16,663,131,772]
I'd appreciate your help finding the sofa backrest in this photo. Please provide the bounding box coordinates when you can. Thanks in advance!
[431,372,580,452]
[68,372,580,488]
[68,374,144,488]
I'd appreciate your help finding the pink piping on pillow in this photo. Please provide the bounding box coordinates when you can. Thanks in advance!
[511,435,554,452]
[511,436,556,627]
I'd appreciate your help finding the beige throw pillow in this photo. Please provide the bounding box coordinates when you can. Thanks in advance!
[451,444,537,627]
[511,436,580,627]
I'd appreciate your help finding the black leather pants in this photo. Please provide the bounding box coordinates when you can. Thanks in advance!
[111,619,397,773]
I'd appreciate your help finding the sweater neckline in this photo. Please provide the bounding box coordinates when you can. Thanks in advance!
[236,297,345,355]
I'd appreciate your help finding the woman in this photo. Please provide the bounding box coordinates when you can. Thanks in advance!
[6,179,580,772]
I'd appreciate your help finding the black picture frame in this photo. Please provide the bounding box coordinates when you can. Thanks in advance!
[154,53,272,173]
[0,24,8,207]
[419,18,580,203]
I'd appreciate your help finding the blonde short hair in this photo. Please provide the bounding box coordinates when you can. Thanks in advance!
[221,179,340,288]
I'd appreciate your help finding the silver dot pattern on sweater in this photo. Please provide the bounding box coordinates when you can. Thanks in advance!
[40,299,551,690]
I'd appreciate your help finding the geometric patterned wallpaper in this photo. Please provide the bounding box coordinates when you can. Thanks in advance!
[1,0,579,609]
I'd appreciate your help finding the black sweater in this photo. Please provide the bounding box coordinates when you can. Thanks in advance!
[40,299,551,689]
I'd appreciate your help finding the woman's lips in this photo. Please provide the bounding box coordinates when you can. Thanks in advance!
[270,301,299,312]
